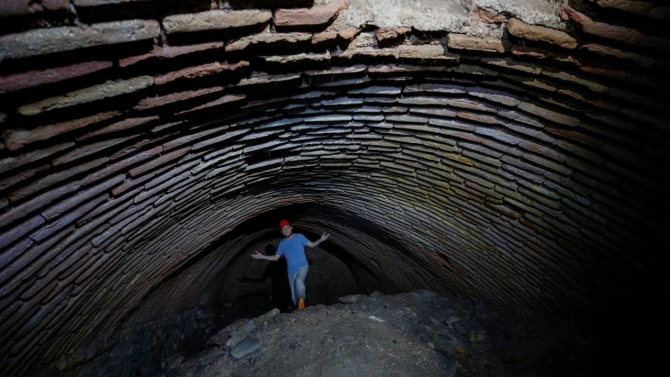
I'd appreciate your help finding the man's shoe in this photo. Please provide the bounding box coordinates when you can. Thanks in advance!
[297,298,305,310]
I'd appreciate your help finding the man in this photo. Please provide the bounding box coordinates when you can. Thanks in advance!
[251,219,330,311]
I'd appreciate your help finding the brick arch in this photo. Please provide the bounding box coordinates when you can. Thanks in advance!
[1,0,669,375]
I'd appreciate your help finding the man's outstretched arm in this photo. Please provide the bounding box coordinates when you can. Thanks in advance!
[250,251,281,261]
[307,233,330,248]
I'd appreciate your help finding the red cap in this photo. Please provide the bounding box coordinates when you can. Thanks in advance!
[279,219,291,229]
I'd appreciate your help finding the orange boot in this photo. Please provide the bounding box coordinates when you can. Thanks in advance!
[297,298,305,311]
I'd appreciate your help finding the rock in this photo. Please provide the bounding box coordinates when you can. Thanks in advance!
[230,337,260,359]
[445,316,460,326]
[452,322,467,336]
[226,332,249,349]
[253,308,281,325]
[469,330,486,343]
[338,294,362,304]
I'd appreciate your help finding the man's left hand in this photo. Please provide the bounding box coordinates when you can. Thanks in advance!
[320,233,330,242]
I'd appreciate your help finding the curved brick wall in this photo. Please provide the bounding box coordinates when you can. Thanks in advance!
[1,0,669,375]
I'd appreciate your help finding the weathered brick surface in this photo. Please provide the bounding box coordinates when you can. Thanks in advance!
[162,10,272,34]
[0,20,160,61]
[78,116,159,141]
[128,147,191,177]
[447,34,507,53]
[9,157,108,203]
[1,111,119,151]
[154,62,248,85]
[135,88,224,110]
[559,5,644,45]
[274,0,347,27]
[51,136,135,167]
[18,76,154,116]
[0,61,112,94]
[0,143,73,175]
[506,18,579,49]
[119,42,223,68]
[225,32,312,52]
[42,174,124,220]
[0,0,69,18]
[399,45,460,60]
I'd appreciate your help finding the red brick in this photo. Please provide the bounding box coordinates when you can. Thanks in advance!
[30,194,109,242]
[57,243,93,279]
[154,61,248,85]
[175,94,247,115]
[77,116,160,141]
[274,0,347,27]
[0,214,45,249]
[229,0,313,8]
[128,146,191,177]
[163,10,272,34]
[0,181,80,229]
[448,34,507,53]
[338,28,358,41]
[544,127,604,148]
[502,163,544,184]
[1,111,119,151]
[1,21,160,62]
[312,31,338,44]
[0,237,33,270]
[0,61,112,94]
[42,174,124,220]
[518,140,567,162]
[52,135,134,167]
[135,87,224,111]
[118,42,223,68]
[506,18,579,49]
[559,4,644,44]
[82,145,163,186]
[375,28,411,46]
[0,164,50,192]
[9,156,108,202]
[111,164,173,197]
[456,111,504,125]
[472,7,507,24]
[1,142,74,175]
[225,32,311,52]
[18,76,153,116]
[0,0,69,17]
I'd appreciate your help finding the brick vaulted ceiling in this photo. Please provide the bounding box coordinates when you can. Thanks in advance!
[1,0,669,375]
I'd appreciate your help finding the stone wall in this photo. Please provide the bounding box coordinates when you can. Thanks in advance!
[1,0,669,376]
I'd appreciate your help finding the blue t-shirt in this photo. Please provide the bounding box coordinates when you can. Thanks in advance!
[276,233,309,276]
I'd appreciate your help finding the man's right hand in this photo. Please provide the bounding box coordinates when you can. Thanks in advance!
[250,251,264,259]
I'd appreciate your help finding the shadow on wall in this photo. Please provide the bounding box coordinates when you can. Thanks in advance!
[236,244,292,313]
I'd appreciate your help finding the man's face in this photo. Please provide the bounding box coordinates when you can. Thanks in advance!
[281,225,292,237]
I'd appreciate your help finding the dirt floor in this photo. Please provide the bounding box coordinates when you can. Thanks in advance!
[164,290,612,376]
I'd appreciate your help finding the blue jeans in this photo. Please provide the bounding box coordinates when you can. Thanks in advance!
[288,265,309,305]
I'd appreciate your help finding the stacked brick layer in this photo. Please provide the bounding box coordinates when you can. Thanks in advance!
[1,0,669,375]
